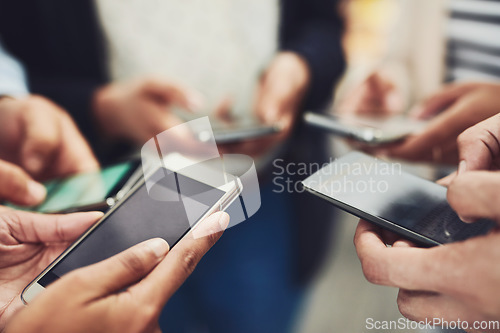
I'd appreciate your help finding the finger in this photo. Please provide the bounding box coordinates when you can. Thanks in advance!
[0,160,46,205]
[56,114,99,175]
[20,99,61,175]
[354,220,462,292]
[381,228,402,246]
[63,238,170,300]
[411,83,476,119]
[130,212,229,308]
[456,114,500,172]
[437,171,457,187]
[385,101,478,162]
[142,79,204,112]
[447,171,500,223]
[6,210,103,243]
[397,290,478,324]
[214,96,234,123]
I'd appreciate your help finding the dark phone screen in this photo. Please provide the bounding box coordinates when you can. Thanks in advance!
[39,168,225,287]
[304,153,495,244]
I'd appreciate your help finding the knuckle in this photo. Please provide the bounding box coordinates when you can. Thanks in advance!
[457,128,474,146]
[205,230,220,248]
[139,303,159,322]
[179,248,202,276]
[118,251,149,275]
[360,256,382,284]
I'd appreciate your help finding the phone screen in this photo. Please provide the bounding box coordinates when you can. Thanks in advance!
[303,152,494,245]
[38,168,225,288]
[7,162,136,213]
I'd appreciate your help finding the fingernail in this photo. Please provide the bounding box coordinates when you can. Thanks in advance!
[459,215,475,223]
[218,212,230,230]
[458,160,467,175]
[145,238,170,259]
[25,155,44,174]
[27,180,47,202]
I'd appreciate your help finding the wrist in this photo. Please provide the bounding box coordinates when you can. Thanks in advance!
[92,84,117,137]
[269,52,311,92]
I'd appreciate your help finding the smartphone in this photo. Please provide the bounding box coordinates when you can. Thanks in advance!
[301,151,495,246]
[4,160,142,214]
[197,123,281,144]
[304,112,426,145]
[212,125,280,143]
[21,165,242,304]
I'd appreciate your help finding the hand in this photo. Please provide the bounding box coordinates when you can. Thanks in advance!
[373,82,500,164]
[336,72,404,116]
[0,208,103,329]
[455,113,500,173]
[0,96,99,179]
[93,77,204,144]
[354,171,500,330]
[220,52,310,157]
[5,212,229,333]
[0,160,46,206]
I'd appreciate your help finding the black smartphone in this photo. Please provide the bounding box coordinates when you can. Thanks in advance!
[301,151,495,247]
[21,165,242,303]
[5,160,141,214]
[304,112,426,145]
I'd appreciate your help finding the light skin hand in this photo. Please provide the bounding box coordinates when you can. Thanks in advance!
[93,77,204,145]
[354,171,500,331]
[5,212,229,333]
[372,83,500,164]
[0,96,99,180]
[0,208,103,329]
[219,52,310,157]
[336,71,404,117]
[436,113,500,187]
[0,160,46,206]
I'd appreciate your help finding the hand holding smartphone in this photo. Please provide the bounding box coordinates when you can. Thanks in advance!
[304,112,427,145]
[302,152,494,246]
[21,164,242,303]
[4,160,142,214]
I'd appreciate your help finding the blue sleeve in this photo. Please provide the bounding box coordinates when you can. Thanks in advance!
[0,41,29,97]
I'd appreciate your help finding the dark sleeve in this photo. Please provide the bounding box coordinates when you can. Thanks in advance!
[280,0,346,110]
[0,0,108,145]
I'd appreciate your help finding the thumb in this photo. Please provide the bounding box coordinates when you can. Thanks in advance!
[62,238,170,300]
[0,160,46,206]
[456,114,500,173]
[447,171,500,223]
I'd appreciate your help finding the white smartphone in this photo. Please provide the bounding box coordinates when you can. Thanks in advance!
[304,112,427,145]
[21,165,242,304]
[302,152,494,246]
